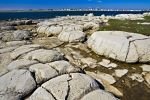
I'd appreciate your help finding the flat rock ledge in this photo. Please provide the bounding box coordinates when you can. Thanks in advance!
[0,44,118,100]
[88,31,150,63]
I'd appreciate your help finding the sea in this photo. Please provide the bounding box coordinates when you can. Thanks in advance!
[0,11,149,21]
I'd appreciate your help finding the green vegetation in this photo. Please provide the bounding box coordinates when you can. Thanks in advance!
[99,16,150,36]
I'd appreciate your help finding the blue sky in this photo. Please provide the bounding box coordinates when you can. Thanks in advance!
[0,0,150,10]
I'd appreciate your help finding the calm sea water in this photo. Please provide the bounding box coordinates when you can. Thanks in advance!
[0,11,148,21]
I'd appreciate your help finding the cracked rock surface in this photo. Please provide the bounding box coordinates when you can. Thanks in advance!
[0,42,117,100]
[88,31,150,63]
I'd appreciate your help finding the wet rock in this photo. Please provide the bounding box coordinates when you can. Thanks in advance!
[129,73,144,82]
[29,63,58,84]
[81,89,118,100]
[140,64,150,72]
[0,69,36,100]
[114,69,128,77]
[58,31,86,43]
[23,49,64,63]
[11,44,42,59]
[88,31,150,63]
[13,30,31,41]
[7,59,38,71]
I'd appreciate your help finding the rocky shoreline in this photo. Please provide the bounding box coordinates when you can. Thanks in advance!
[0,13,150,100]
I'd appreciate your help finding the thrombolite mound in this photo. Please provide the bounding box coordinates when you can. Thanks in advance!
[88,31,150,63]
[58,31,86,43]
[0,42,118,100]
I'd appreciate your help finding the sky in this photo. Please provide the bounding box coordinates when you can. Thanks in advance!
[0,0,150,10]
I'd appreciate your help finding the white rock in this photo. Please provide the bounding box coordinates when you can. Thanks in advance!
[97,72,116,84]
[88,31,150,63]
[81,57,97,66]
[7,59,38,70]
[0,70,36,100]
[140,64,150,72]
[26,87,55,100]
[114,69,128,77]
[83,22,99,31]
[58,31,86,43]
[128,73,144,82]
[62,24,83,32]
[11,44,42,59]
[144,73,150,85]
[47,60,81,74]
[6,41,29,47]
[42,73,99,100]
[99,59,111,68]
[13,30,31,41]
[0,46,18,54]
[45,25,63,36]
[29,63,58,84]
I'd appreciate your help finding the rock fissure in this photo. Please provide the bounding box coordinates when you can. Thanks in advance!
[41,86,57,100]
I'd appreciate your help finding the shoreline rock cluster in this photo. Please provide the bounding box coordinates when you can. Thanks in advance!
[0,13,150,100]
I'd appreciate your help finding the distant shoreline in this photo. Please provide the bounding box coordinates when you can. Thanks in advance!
[0,10,150,13]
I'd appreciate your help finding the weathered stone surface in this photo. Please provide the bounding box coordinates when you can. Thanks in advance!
[114,69,128,77]
[144,73,150,85]
[83,22,99,31]
[97,72,116,84]
[7,59,38,71]
[0,46,18,54]
[23,49,64,63]
[37,25,63,36]
[0,26,16,30]
[140,65,150,72]
[81,89,117,100]
[128,73,144,82]
[47,60,81,74]
[62,24,83,32]
[32,37,64,49]
[0,53,12,76]
[29,63,58,84]
[26,87,55,100]
[88,31,150,63]
[42,73,99,100]
[58,31,86,43]
[11,44,42,59]
[45,25,63,36]
[6,41,29,47]
[13,30,31,41]
[81,57,97,68]
[0,70,36,100]
[86,71,123,97]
